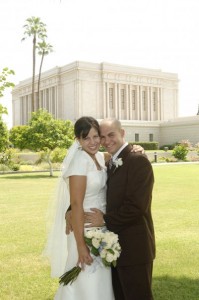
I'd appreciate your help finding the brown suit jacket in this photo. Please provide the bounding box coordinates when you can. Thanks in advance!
[104,144,155,266]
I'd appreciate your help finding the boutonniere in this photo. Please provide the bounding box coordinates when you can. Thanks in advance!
[113,158,123,169]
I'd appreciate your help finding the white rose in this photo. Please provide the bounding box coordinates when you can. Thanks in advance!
[106,252,114,263]
[112,242,121,251]
[85,230,94,239]
[94,230,104,239]
[104,232,118,244]
[113,250,120,259]
[103,241,112,249]
[92,238,100,249]
[100,249,107,258]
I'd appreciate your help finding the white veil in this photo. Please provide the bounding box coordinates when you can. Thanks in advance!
[43,141,80,278]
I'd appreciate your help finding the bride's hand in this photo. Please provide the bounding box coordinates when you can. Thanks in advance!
[132,144,145,154]
[77,244,93,270]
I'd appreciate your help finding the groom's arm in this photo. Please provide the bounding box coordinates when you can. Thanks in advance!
[65,208,105,233]
[65,209,73,234]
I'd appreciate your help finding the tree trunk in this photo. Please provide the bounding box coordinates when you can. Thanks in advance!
[32,35,36,112]
[37,51,44,109]
[46,150,53,177]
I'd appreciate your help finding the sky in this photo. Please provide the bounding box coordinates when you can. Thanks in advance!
[1,0,199,127]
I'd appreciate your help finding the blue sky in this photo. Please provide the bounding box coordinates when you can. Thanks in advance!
[1,0,199,126]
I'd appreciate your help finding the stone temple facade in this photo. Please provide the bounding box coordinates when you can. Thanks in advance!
[12,61,199,146]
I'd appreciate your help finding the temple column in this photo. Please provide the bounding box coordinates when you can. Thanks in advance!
[150,87,153,121]
[136,85,140,120]
[106,82,110,117]
[48,87,52,113]
[126,84,129,119]
[114,83,118,118]
[55,86,58,118]
[159,87,163,120]
[103,81,106,118]
[129,86,132,120]
[157,87,160,120]
[175,88,178,117]
[118,84,121,119]
[146,86,151,121]
[139,86,143,120]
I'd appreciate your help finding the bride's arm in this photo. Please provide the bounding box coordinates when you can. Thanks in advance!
[103,152,111,163]
[102,145,145,163]
[69,175,93,268]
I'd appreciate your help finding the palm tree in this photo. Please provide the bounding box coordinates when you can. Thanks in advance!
[22,17,47,112]
[36,41,53,108]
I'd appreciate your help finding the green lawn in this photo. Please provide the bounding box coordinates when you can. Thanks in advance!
[0,164,199,299]
[152,164,199,299]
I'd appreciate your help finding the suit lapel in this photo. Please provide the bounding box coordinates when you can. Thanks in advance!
[108,144,133,177]
[118,144,132,162]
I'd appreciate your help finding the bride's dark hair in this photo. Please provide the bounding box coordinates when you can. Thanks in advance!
[74,116,100,139]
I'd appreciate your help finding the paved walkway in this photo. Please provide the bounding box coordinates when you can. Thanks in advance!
[152,161,199,166]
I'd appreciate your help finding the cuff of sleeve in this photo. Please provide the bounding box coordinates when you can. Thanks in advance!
[103,215,107,225]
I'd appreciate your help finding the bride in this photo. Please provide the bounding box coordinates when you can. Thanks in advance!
[44,116,115,300]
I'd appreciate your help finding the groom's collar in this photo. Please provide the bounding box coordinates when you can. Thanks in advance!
[112,142,128,162]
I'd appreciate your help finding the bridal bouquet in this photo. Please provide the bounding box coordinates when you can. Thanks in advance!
[59,228,121,286]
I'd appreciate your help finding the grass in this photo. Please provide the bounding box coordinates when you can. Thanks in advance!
[0,173,59,300]
[0,164,199,299]
[152,164,199,299]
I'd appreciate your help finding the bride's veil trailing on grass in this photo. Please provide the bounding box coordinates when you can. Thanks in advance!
[42,141,80,277]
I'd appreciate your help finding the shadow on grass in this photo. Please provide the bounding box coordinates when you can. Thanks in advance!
[0,173,59,179]
[153,275,199,300]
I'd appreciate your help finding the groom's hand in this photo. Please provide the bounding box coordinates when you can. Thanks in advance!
[84,208,104,227]
[65,210,73,234]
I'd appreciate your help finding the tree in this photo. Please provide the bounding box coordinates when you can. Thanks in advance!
[0,113,9,152]
[0,105,9,152]
[9,125,30,150]
[10,109,74,176]
[0,67,15,98]
[22,17,47,112]
[0,67,15,152]
[37,40,53,106]
[0,104,8,115]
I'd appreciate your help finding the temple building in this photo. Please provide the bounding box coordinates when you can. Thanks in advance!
[12,61,199,146]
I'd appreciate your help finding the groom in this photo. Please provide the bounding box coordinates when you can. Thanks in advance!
[85,118,155,300]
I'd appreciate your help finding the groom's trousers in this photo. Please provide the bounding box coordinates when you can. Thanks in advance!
[112,262,154,300]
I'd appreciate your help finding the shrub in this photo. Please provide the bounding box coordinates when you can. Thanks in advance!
[195,142,199,149]
[159,144,176,150]
[11,164,20,171]
[165,157,178,163]
[172,145,188,161]
[195,142,199,155]
[178,139,192,149]
[155,156,166,163]
[100,142,158,151]
[131,142,159,150]
[50,148,67,163]
[0,148,19,168]
[0,164,11,172]
[99,145,105,152]
[20,160,34,165]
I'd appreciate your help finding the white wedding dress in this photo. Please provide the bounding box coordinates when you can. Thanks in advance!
[52,149,115,300]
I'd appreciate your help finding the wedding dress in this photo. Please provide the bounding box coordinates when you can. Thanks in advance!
[44,142,114,300]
